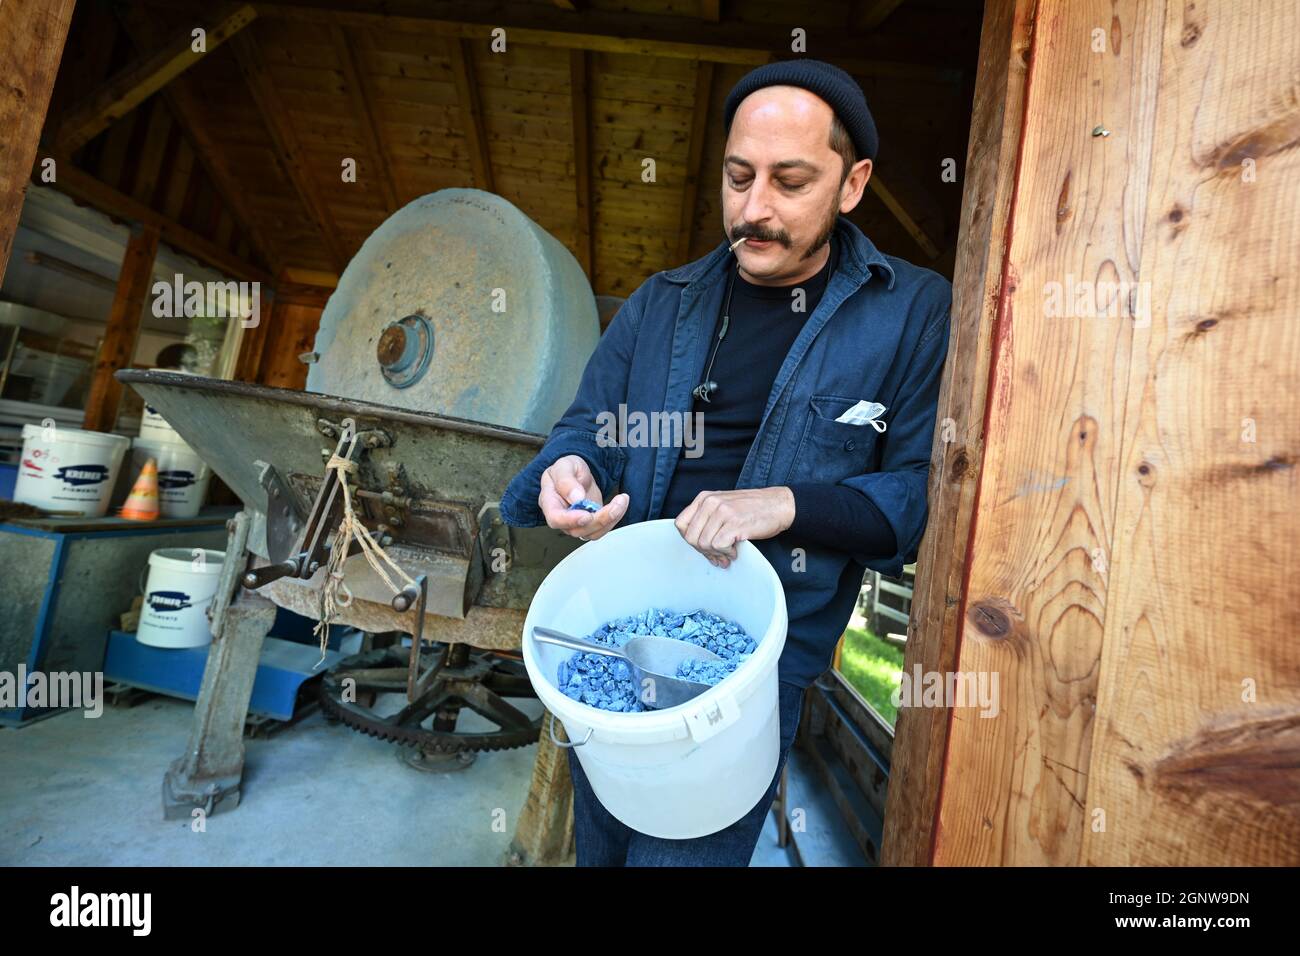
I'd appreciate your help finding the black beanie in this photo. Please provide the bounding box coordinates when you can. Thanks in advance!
[723,59,878,162]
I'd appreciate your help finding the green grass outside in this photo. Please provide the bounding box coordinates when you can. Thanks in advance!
[838,625,905,727]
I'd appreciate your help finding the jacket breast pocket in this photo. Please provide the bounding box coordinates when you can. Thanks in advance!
[785,394,881,484]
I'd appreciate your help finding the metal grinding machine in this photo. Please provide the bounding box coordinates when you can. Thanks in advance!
[117,191,607,843]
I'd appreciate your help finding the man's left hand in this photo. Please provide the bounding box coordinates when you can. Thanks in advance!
[674,487,795,568]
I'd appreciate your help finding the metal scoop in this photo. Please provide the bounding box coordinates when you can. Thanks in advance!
[532,626,722,710]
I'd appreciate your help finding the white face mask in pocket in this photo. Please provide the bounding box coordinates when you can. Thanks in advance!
[834,400,888,432]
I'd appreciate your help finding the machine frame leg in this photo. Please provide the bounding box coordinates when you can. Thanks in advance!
[507,708,575,866]
[162,511,276,820]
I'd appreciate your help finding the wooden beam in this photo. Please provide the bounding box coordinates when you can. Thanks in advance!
[115,3,281,274]
[0,0,75,289]
[233,288,276,383]
[331,25,400,214]
[851,0,908,32]
[247,1,964,77]
[868,175,941,260]
[880,0,1032,867]
[568,49,592,277]
[676,60,715,264]
[280,267,339,288]
[447,38,495,192]
[229,29,349,271]
[55,3,258,155]
[84,224,161,433]
[32,151,272,285]
[699,0,721,22]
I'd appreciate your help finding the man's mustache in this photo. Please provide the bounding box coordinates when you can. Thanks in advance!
[729,224,791,247]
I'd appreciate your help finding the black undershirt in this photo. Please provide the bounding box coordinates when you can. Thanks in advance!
[659,237,896,560]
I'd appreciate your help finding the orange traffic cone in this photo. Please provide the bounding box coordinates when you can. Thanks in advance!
[120,457,160,521]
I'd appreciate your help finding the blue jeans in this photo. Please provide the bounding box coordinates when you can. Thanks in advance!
[566,680,805,866]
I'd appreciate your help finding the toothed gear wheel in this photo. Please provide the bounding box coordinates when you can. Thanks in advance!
[319,645,543,753]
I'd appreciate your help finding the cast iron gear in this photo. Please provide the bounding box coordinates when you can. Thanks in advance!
[319,644,543,753]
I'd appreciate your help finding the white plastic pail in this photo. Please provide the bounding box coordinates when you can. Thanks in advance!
[130,438,212,518]
[522,519,788,839]
[136,548,225,648]
[13,424,130,517]
[139,402,181,442]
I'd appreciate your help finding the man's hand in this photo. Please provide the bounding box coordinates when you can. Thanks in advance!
[675,487,795,568]
[538,454,629,542]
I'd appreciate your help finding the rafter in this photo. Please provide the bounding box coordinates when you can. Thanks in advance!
[229,29,349,271]
[676,60,715,264]
[115,3,280,274]
[447,38,495,192]
[32,151,272,284]
[851,0,909,32]
[869,175,941,260]
[332,25,400,214]
[55,3,257,154]
[569,49,592,277]
[247,1,963,79]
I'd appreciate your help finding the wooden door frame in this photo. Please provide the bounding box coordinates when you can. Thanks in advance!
[881,0,1037,866]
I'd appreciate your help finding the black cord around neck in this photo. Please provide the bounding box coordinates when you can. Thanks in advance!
[692,238,837,404]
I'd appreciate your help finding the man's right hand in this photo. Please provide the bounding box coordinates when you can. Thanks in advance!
[538,454,629,542]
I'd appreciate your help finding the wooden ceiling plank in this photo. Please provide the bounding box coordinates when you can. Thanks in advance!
[230,29,350,271]
[331,25,401,213]
[447,38,495,192]
[55,2,258,154]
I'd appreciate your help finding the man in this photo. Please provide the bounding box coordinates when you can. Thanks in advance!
[501,59,952,865]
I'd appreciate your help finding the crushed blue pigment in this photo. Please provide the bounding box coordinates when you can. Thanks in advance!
[567,499,601,513]
[555,608,756,712]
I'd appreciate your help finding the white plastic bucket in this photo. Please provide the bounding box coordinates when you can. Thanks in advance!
[522,518,788,839]
[130,437,212,519]
[136,548,225,648]
[13,424,131,517]
[139,402,182,442]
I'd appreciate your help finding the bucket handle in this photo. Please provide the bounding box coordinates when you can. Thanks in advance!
[548,712,592,748]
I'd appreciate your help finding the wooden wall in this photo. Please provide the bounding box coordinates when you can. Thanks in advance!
[887,0,1300,866]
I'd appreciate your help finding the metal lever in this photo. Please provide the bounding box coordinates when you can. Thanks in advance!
[396,575,431,702]
[241,560,299,590]
[392,581,421,613]
[241,418,361,593]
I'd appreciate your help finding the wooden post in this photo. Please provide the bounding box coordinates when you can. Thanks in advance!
[507,711,575,866]
[0,0,75,289]
[84,224,161,433]
[881,0,1032,866]
[889,0,1300,867]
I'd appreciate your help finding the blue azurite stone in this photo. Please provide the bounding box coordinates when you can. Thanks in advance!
[567,499,601,513]
[553,608,757,713]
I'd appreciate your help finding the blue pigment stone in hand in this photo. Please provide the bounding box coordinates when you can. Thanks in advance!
[555,608,756,713]
[567,499,601,513]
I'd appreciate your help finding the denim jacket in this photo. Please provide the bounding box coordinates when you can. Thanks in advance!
[501,215,952,688]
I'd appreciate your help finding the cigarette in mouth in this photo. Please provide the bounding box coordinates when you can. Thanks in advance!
[729,236,749,252]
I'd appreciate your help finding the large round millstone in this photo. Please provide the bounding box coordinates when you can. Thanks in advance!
[307,189,599,434]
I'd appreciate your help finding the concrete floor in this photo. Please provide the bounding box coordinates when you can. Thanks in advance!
[0,693,793,866]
